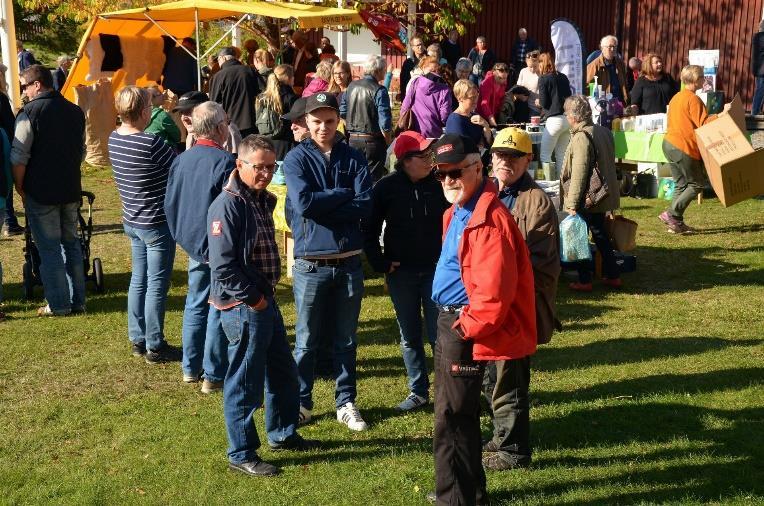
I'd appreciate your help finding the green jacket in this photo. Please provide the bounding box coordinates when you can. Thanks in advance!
[560,120,620,213]
[145,107,181,146]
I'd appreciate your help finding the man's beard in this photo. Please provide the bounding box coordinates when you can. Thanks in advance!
[443,187,463,204]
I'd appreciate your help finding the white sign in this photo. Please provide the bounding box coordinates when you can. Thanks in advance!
[551,19,585,95]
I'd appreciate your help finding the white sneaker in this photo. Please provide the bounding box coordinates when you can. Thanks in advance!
[298,405,312,426]
[336,402,369,431]
[396,392,429,412]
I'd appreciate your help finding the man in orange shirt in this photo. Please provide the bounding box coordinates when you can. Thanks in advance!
[659,64,730,234]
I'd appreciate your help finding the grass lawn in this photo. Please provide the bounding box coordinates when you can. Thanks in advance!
[1,165,763,505]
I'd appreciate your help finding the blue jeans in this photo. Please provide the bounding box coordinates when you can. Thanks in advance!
[182,257,227,382]
[4,191,19,228]
[292,255,364,410]
[385,268,438,398]
[220,301,299,463]
[24,195,85,314]
[752,76,764,115]
[0,207,4,302]
[123,223,176,351]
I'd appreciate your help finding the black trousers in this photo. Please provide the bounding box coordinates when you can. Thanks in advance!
[482,357,532,466]
[348,135,387,182]
[434,311,488,506]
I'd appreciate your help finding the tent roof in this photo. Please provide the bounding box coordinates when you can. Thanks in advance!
[98,0,362,29]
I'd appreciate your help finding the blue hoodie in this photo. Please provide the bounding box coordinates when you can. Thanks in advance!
[283,136,372,258]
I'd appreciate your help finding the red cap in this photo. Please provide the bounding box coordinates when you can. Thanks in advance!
[393,131,434,160]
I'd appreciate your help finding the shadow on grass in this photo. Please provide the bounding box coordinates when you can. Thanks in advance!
[534,337,760,373]
[269,436,433,466]
[491,399,764,503]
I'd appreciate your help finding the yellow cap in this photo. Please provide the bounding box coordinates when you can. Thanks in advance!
[491,127,533,155]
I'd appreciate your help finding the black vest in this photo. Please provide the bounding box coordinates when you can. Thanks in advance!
[23,91,85,205]
[345,77,383,135]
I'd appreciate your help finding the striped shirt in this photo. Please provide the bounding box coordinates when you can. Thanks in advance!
[108,131,176,229]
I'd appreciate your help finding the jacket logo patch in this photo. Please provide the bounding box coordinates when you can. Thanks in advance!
[211,220,222,236]
[450,362,482,376]
[436,144,454,155]
[317,93,327,102]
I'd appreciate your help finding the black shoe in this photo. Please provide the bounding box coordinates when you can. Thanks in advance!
[144,343,182,364]
[269,434,321,451]
[131,342,146,357]
[482,439,500,453]
[229,459,280,477]
[482,452,531,471]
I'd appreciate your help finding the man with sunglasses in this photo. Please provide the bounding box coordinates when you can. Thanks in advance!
[428,134,536,505]
[12,64,86,316]
[362,131,449,412]
[482,127,560,472]
[207,135,319,477]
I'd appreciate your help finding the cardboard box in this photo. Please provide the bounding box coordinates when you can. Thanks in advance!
[695,95,764,207]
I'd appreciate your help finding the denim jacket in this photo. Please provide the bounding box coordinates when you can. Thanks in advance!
[283,135,373,258]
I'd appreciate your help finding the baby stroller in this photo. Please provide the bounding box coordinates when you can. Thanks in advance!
[22,191,105,299]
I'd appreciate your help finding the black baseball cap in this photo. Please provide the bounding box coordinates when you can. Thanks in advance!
[172,91,209,113]
[432,134,480,165]
[304,92,339,115]
[281,97,307,121]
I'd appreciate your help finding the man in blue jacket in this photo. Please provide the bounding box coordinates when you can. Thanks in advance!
[165,101,234,392]
[207,135,318,477]
[283,92,373,431]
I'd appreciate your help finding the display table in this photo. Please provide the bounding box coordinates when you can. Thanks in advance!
[613,131,668,163]
[267,184,295,276]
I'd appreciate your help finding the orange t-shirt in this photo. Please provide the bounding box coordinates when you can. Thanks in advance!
[664,89,717,160]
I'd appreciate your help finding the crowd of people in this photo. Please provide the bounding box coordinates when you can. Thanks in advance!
[0,24,747,505]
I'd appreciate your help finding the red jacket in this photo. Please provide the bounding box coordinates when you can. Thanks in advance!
[477,71,507,123]
[444,180,537,361]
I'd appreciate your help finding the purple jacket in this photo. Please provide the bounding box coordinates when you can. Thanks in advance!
[401,73,452,138]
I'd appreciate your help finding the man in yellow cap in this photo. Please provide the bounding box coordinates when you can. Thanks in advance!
[482,127,561,471]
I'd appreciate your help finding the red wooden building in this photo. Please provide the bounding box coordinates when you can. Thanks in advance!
[378,0,764,110]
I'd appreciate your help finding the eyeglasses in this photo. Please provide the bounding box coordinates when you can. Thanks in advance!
[494,151,525,162]
[603,45,617,50]
[19,80,37,91]
[408,151,433,161]
[240,159,277,174]
[432,161,477,181]
[333,71,348,76]
[495,67,509,73]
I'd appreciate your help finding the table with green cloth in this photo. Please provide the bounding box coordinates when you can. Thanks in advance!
[613,131,668,163]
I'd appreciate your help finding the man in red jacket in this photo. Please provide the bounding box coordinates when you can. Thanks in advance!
[427,134,536,505]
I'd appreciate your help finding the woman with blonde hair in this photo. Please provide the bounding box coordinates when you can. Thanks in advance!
[658,65,728,234]
[328,60,352,100]
[108,85,178,361]
[253,48,275,91]
[445,79,491,147]
[255,64,298,160]
[301,59,333,97]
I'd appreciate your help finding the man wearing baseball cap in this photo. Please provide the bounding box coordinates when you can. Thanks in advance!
[283,92,373,432]
[362,131,449,412]
[481,127,560,472]
[174,91,241,153]
[427,134,536,504]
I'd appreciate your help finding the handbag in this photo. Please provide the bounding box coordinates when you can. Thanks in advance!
[562,130,610,209]
[394,83,418,136]
[604,212,638,251]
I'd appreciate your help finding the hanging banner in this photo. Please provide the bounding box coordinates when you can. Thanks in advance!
[550,18,586,96]
[359,10,408,53]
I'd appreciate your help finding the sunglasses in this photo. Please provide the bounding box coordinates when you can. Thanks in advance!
[240,159,277,174]
[19,81,37,91]
[432,161,477,181]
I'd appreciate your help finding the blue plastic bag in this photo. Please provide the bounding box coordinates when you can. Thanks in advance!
[559,214,592,263]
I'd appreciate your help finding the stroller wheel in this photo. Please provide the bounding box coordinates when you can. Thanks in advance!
[93,258,105,293]
[22,261,35,300]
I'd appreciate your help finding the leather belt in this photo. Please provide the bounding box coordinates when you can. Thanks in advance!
[299,255,359,267]
[437,304,465,314]
[348,132,383,139]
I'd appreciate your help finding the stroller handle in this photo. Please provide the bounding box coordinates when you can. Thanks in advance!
[81,191,96,205]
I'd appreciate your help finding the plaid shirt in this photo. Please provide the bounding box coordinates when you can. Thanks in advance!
[244,188,281,288]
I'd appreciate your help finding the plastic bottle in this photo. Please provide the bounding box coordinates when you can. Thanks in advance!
[611,117,622,132]
[592,76,599,99]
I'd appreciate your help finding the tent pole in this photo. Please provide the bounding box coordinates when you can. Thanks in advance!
[201,14,249,60]
[195,7,201,91]
[144,13,192,56]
